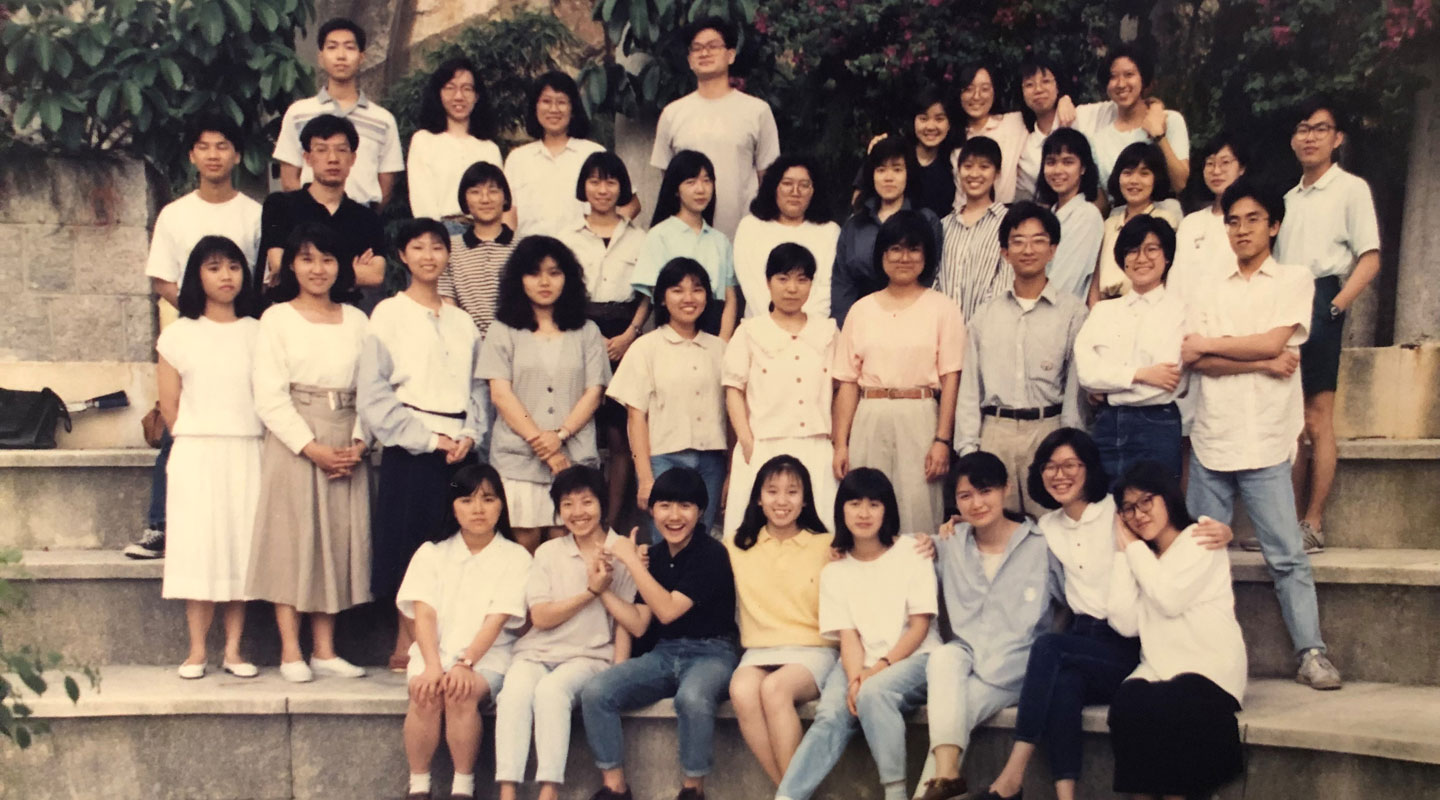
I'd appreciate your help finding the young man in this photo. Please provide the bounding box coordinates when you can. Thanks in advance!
[954,202,1087,518]
[650,16,780,238]
[1273,98,1381,552]
[1181,177,1342,691]
[124,115,264,560]
[272,18,403,208]
[260,114,388,313]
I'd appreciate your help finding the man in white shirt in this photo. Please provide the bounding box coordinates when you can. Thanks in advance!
[650,16,781,238]
[272,18,403,208]
[1181,178,1341,691]
[1274,98,1381,552]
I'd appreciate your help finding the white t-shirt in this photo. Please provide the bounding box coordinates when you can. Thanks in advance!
[156,316,263,438]
[144,191,263,287]
[406,130,503,219]
[732,216,841,319]
[818,543,941,668]
[503,138,607,238]
[1171,207,1230,302]
[1074,101,1190,192]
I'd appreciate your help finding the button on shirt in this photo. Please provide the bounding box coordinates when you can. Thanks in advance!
[1074,285,1189,406]
[819,542,941,668]
[396,533,532,675]
[1275,165,1381,280]
[606,325,727,455]
[555,216,647,305]
[272,89,404,206]
[1187,257,1313,471]
[722,314,836,440]
[629,216,736,299]
[726,528,836,649]
[504,138,608,237]
[513,531,636,663]
[644,532,739,642]
[1170,208,1230,302]
[1038,496,1120,620]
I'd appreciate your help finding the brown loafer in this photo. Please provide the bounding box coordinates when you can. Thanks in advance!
[389,653,410,673]
[917,776,968,800]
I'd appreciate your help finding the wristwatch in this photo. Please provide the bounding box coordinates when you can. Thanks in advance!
[456,655,475,669]
[1329,303,1343,320]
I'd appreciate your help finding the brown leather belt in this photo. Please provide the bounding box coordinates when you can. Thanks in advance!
[861,387,935,400]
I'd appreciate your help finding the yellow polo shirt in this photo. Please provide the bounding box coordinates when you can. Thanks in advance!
[726,527,836,649]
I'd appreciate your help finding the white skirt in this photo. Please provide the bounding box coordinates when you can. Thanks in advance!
[722,436,837,541]
[738,645,839,689]
[162,435,263,601]
[503,476,557,529]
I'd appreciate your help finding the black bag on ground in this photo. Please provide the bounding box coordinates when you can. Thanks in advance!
[0,388,72,449]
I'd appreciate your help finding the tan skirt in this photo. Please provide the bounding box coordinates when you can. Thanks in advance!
[246,385,372,613]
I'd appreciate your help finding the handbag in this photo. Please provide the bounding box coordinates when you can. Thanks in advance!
[0,387,72,449]
[141,402,166,448]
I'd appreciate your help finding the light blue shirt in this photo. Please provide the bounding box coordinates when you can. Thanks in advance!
[630,216,736,299]
[1048,195,1104,300]
[934,519,1062,692]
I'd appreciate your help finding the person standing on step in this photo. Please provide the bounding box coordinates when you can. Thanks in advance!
[1089,142,1183,304]
[1181,178,1342,691]
[406,58,504,231]
[1033,129,1104,301]
[1170,133,1248,300]
[651,16,780,239]
[733,154,840,320]
[1275,97,1382,555]
[441,161,518,341]
[158,236,263,680]
[125,115,263,561]
[934,135,1013,323]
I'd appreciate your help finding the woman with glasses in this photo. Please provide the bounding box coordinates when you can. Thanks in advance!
[406,58,503,228]
[732,154,840,319]
[1170,133,1248,302]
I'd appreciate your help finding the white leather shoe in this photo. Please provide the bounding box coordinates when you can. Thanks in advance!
[310,655,366,679]
[222,661,259,678]
[279,660,314,683]
[176,662,206,680]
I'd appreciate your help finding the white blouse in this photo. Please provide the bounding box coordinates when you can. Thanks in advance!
[158,316,263,438]
[406,129,503,219]
[554,215,647,305]
[732,216,841,320]
[252,303,368,454]
[722,313,836,440]
[1037,497,1118,621]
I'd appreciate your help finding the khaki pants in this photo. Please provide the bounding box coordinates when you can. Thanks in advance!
[979,415,1063,518]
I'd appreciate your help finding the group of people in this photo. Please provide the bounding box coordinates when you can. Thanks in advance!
[125,12,1384,800]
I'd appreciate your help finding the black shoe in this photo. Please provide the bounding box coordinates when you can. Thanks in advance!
[123,528,165,559]
[588,788,633,800]
[972,789,1023,800]
[675,789,703,800]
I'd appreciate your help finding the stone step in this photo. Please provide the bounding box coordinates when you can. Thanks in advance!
[5,666,1438,800]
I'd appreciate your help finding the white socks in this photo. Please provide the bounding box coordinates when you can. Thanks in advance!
[408,773,431,795]
[451,773,475,796]
[883,781,908,800]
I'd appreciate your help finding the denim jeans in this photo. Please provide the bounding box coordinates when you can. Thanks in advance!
[648,449,727,543]
[146,427,173,530]
[1093,402,1182,483]
[579,637,738,777]
[1012,616,1140,781]
[1186,454,1326,655]
[776,653,930,800]
[494,657,609,784]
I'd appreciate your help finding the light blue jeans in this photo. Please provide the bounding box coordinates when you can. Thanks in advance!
[494,657,609,784]
[775,653,930,800]
[1186,454,1326,655]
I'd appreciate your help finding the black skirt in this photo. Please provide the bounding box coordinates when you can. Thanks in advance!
[370,446,463,601]
[1108,673,1244,797]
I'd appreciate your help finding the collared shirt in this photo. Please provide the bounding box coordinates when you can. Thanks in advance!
[955,282,1087,453]
[733,216,841,320]
[1276,164,1381,280]
[1095,201,1184,299]
[1015,122,1057,204]
[831,198,944,327]
[406,130,502,219]
[252,302,368,453]
[644,532,739,642]
[934,520,1060,692]
[358,292,489,454]
[503,138,608,237]
[1048,195,1105,300]
[1170,207,1230,302]
[555,215,647,304]
[833,288,966,390]
[272,88,404,205]
[1038,496,1119,620]
[396,533,531,675]
[441,226,516,337]
[726,528,836,649]
[1187,256,1313,471]
[1074,284,1189,406]
[963,111,1029,204]
[1074,101,1191,192]
[513,531,636,663]
[937,202,1012,322]
[819,542,942,668]
[145,191,262,287]
[606,325,727,455]
[629,216,736,299]
[259,187,389,312]
[722,314,836,440]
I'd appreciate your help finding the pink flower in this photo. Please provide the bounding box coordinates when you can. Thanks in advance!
[1270,24,1294,45]
[754,11,768,34]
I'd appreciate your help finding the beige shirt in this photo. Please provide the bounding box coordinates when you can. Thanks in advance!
[606,325,727,455]
[513,531,636,664]
[555,216,647,305]
[722,314,836,440]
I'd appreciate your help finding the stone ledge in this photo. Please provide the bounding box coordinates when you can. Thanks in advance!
[1337,438,1440,460]
[0,447,156,469]
[1229,548,1440,587]
[1,549,163,579]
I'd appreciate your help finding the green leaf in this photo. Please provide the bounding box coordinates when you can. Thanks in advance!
[57,94,85,113]
[34,36,53,73]
[222,0,254,32]
[219,95,243,126]
[629,0,651,43]
[15,726,30,749]
[256,3,279,31]
[198,2,226,45]
[76,32,105,67]
[64,676,79,703]
[159,58,183,90]
[599,0,622,21]
[53,43,74,78]
[16,665,45,696]
[96,83,117,118]
[122,81,143,115]
[4,37,27,76]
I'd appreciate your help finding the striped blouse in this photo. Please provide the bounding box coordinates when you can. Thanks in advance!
[440,226,516,338]
[935,201,1012,322]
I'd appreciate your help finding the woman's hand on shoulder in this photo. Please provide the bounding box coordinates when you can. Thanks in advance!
[1190,515,1233,550]
[935,514,961,541]
[911,532,937,561]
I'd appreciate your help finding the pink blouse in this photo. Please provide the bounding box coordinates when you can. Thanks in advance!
[832,289,967,389]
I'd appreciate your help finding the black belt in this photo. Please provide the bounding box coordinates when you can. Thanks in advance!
[403,402,465,420]
[982,404,1062,421]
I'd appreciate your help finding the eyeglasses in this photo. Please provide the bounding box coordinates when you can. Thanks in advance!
[1006,235,1053,251]
[1041,460,1084,478]
[1224,212,1271,230]
[1203,156,1238,172]
[778,179,814,193]
[884,244,925,260]
[1118,493,1157,519]
[1294,123,1335,138]
[1124,244,1167,262]
[962,83,995,98]
[441,83,477,97]
[689,41,727,54]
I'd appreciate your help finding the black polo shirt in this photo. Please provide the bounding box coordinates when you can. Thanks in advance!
[642,532,738,642]
[260,186,388,312]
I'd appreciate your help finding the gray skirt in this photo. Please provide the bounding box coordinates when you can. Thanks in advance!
[246,385,372,613]
[849,397,945,536]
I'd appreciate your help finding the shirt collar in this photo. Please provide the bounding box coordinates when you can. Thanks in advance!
[1222,255,1282,281]
[961,518,1044,565]
[462,224,515,248]
[1293,163,1343,195]
[659,324,707,345]
[438,532,491,562]
[757,527,815,548]
[749,313,836,355]
[1124,284,1167,307]
[1006,280,1061,307]
[316,86,370,109]
[1057,496,1114,529]
[575,215,632,239]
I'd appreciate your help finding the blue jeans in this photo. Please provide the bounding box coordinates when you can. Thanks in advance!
[1093,403,1182,483]
[1186,454,1326,655]
[146,427,173,530]
[648,449,727,543]
[776,653,930,800]
[579,637,738,777]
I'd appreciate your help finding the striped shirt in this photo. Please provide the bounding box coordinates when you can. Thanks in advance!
[272,88,404,206]
[936,202,1011,322]
[441,226,516,338]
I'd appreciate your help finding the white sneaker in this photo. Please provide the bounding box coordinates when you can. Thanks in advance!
[280,660,314,683]
[310,655,366,679]
[222,661,259,678]
[177,662,206,680]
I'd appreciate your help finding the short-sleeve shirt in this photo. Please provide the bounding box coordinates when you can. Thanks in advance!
[964,111,1029,204]
[259,187,388,312]
[1095,201,1183,299]
[818,543,941,668]
[145,192,263,287]
[722,313,836,440]
[644,532,739,642]
[271,89,404,206]
[1170,207,1230,302]
[832,289,966,390]
[726,528,835,649]
[630,216,736,299]
[1075,102,1190,192]
[1275,165,1381,280]
[513,531,636,663]
[440,226,516,337]
[504,138,608,237]
[555,216,647,305]
[156,316,263,438]
[406,130,503,219]
[606,325,727,455]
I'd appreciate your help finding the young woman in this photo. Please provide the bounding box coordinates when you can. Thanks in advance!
[248,224,371,683]
[397,463,531,800]
[733,154,841,319]
[832,136,944,326]
[833,211,966,537]
[1107,463,1247,800]
[607,258,728,542]
[1015,56,1079,203]
[478,236,611,553]
[723,243,839,538]
[1034,128,1105,300]
[1091,142,1183,302]
[1170,133,1248,299]
[955,63,1033,205]
[631,149,739,339]
[853,87,960,219]
[935,135,1013,322]
[442,161,517,338]
[1073,44,1191,193]
[555,151,649,529]
[360,218,489,673]
[159,236,263,680]
[776,468,941,800]
[406,58,503,225]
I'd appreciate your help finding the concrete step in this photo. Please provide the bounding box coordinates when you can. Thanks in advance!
[6,666,1438,800]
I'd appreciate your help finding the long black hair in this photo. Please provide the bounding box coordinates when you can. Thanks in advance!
[832,468,902,552]
[264,224,359,306]
[436,462,514,542]
[732,455,828,550]
[494,235,589,331]
[651,150,717,227]
[1035,128,1100,206]
[417,57,494,139]
[176,236,260,320]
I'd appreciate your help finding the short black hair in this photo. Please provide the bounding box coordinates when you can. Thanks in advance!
[317,17,366,51]
[1112,461,1195,547]
[1294,94,1348,135]
[1107,142,1173,205]
[652,257,716,329]
[266,223,359,306]
[946,451,1026,523]
[184,114,244,152]
[1114,214,1177,281]
[956,135,1003,201]
[652,150,717,227]
[855,134,920,211]
[1027,427,1110,510]
[999,202,1062,249]
[394,217,452,259]
[176,236,259,320]
[765,242,817,280]
[686,15,737,49]
[873,209,939,287]
[550,464,608,523]
[749,153,828,223]
[437,463,514,542]
[650,466,710,511]
[457,160,512,214]
[1220,177,1285,228]
[1036,128,1100,205]
[418,58,494,139]
[732,455,828,550]
[832,467,902,551]
[907,84,956,155]
[494,235,590,332]
[524,71,590,140]
[1018,55,1073,130]
[299,114,358,152]
[575,151,634,207]
[1101,42,1154,88]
